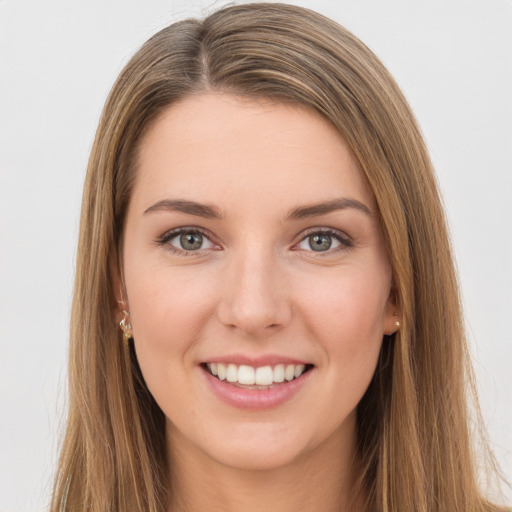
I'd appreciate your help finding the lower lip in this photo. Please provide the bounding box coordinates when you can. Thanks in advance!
[202,367,313,410]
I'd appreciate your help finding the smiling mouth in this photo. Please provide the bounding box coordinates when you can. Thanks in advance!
[202,362,313,389]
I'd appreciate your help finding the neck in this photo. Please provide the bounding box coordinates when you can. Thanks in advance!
[166,419,366,512]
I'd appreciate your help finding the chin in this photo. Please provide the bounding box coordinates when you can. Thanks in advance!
[208,441,306,472]
[199,420,323,472]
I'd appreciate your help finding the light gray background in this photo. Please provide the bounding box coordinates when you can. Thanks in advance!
[1,1,511,510]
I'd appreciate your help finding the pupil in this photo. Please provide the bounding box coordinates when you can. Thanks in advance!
[309,233,332,251]
[180,232,203,250]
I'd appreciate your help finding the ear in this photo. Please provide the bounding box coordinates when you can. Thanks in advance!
[383,287,401,336]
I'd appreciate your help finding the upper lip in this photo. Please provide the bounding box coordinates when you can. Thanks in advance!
[201,354,311,367]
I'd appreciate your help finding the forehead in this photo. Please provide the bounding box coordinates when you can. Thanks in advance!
[131,93,374,215]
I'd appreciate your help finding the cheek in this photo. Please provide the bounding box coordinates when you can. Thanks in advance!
[297,264,390,374]
[124,266,223,425]
[127,264,212,337]
[125,265,217,381]
[303,267,389,332]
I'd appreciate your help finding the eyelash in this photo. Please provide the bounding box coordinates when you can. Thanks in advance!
[156,227,216,257]
[296,228,353,255]
[155,227,353,256]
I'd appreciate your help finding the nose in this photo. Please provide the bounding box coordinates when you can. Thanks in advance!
[217,245,292,336]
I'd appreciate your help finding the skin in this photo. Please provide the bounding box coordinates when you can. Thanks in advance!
[120,93,399,512]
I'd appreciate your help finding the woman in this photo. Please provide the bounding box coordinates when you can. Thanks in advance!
[50,3,506,511]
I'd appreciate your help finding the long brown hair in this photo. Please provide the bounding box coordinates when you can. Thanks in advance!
[51,3,504,511]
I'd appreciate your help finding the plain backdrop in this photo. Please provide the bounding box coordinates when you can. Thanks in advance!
[1,1,511,510]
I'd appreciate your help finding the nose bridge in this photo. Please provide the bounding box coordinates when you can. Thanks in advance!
[218,239,290,334]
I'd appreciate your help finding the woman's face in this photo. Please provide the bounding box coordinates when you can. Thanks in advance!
[122,93,397,471]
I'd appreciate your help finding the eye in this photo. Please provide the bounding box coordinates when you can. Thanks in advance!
[159,228,218,253]
[173,232,206,251]
[296,229,351,253]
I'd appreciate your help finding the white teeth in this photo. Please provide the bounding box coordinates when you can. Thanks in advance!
[226,364,238,383]
[206,362,309,385]
[273,364,285,383]
[284,364,295,381]
[217,364,226,381]
[238,365,255,385]
[255,366,273,386]
[294,364,305,378]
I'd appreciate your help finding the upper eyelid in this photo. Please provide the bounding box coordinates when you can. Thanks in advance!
[158,226,213,242]
[296,226,351,242]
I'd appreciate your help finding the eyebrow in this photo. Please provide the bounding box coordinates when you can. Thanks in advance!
[286,198,373,219]
[143,197,373,220]
[144,199,223,219]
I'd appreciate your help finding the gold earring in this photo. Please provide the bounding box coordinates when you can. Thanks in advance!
[395,320,400,328]
[119,309,133,345]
